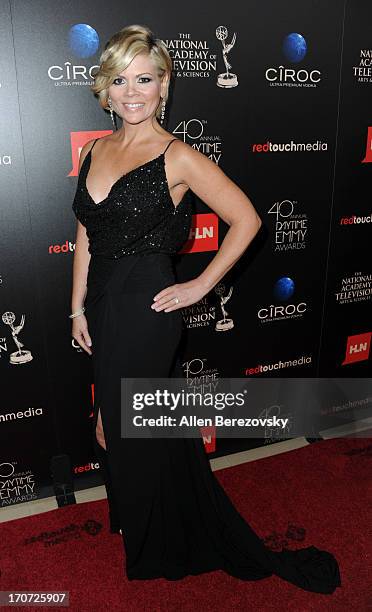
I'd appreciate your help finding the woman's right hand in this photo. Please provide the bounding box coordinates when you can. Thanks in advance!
[72,314,92,355]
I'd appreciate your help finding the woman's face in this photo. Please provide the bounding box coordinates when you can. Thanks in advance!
[108,52,167,124]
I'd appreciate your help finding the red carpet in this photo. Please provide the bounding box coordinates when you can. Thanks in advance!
[1,437,371,611]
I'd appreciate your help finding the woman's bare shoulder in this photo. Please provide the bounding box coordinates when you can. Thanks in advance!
[163,137,196,159]
[164,138,208,177]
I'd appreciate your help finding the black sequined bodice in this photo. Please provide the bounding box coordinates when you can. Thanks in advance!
[72,138,193,259]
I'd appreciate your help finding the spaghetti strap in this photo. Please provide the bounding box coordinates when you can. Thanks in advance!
[90,138,98,152]
[163,138,178,154]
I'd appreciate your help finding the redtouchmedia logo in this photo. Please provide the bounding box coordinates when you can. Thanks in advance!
[340,214,372,225]
[252,139,327,153]
[73,462,100,474]
[48,241,75,254]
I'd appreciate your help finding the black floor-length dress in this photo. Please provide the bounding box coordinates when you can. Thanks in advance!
[72,137,341,594]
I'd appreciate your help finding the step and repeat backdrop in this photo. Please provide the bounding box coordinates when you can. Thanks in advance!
[1,0,371,506]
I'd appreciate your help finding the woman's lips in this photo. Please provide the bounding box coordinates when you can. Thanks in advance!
[123,103,145,110]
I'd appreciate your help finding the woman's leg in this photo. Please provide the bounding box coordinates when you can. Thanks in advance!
[93,406,122,534]
[95,407,106,450]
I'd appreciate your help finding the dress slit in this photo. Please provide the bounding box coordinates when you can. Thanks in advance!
[91,400,122,534]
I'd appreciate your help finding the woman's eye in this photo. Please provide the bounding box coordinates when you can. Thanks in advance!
[112,76,152,85]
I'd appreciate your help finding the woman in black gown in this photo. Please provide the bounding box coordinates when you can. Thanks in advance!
[70,24,341,594]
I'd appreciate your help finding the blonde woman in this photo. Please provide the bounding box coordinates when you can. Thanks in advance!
[71,25,340,593]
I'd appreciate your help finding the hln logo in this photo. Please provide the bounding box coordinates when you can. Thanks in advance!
[342,332,371,365]
[190,226,214,240]
[180,213,219,254]
[350,342,367,353]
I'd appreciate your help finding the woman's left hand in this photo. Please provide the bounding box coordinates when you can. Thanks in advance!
[151,278,208,312]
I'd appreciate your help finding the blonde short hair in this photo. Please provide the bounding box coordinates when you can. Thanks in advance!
[91,24,172,120]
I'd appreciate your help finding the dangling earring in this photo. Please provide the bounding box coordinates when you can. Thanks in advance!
[107,96,117,131]
[160,98,166,125]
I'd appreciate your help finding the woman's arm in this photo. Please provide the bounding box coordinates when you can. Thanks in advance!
[181,143,262,291]
[70,140,95,312]
[152,142,262,312]
[71,219,91,312]
[70,140,96,354]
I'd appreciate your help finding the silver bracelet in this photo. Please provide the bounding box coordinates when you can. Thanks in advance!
[69,306,85,319]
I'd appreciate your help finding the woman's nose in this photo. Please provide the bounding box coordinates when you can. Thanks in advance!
[126,81,138,95]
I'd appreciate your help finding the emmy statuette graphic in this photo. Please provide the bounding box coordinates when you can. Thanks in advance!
[2,311,33,364]
[214,284,234,331]
[215,25,238,88]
